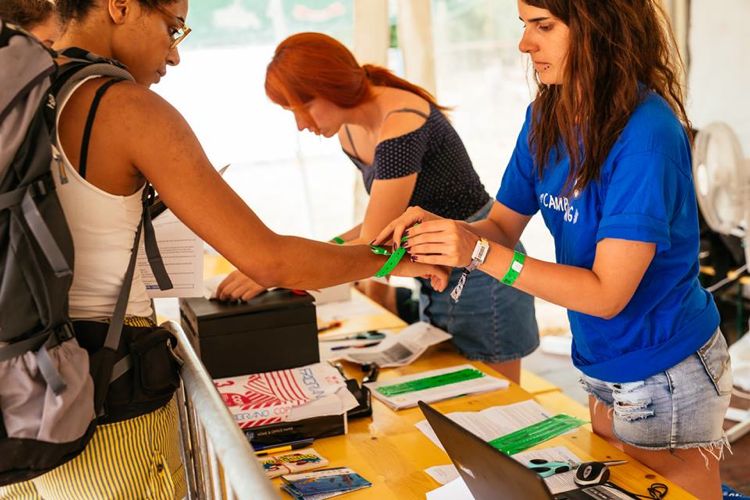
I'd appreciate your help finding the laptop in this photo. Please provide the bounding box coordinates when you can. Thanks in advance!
[418,401,638,500]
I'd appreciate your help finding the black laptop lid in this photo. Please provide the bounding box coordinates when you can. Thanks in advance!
[419,400,553,500]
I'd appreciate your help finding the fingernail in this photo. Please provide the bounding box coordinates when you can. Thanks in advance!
[412,256,419,262]
[403,241,409,248]
[409,255,416,262]
[369,239,375,245]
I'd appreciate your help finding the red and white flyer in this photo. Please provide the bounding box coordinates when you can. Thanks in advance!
[214,363,358,428]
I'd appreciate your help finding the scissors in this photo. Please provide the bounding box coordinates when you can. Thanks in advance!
[526,459,627,478]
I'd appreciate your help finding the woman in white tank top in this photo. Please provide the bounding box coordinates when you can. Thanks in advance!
[0,1,448,498]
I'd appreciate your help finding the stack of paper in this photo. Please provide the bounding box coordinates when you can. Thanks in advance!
[416,400,585,454]
[366,364,508,410]
[214,363,358,429]
[415,400,553,450]
[280,467,371,499]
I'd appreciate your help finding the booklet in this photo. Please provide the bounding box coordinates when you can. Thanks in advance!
[281,467,372,499]
[366,364,508,410]
[258,448,328,479]
[320,321,452,367]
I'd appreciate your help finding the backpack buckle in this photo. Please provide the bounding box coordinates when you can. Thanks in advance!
[56,323,74,343]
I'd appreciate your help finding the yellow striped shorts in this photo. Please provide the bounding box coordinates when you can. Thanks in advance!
[0,317,186,500]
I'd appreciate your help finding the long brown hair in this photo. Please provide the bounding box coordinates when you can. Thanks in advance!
[524,0,690,193]
[265,32,447,113]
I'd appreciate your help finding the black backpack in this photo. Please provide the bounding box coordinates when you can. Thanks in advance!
[0,20,173,485]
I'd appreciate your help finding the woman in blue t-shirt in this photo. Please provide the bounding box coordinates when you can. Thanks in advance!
[374,1,731,498]
[217,32,539,383]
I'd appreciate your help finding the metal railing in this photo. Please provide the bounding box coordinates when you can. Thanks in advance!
[163,320,278,500]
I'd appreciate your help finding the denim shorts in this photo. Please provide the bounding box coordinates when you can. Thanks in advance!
[416,199,539,363]
[579,329,732,451]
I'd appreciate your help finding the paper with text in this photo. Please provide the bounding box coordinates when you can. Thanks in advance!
[138,209,203,298]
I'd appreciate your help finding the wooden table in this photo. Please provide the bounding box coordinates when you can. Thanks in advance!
[272,343,692,498]
[201,254,691,498]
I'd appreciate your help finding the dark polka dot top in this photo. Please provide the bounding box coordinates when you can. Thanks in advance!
[343,104,490,220]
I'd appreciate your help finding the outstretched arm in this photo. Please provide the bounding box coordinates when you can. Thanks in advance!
[110,83,446,290]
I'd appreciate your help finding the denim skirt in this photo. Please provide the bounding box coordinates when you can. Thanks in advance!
[417,199,539,363]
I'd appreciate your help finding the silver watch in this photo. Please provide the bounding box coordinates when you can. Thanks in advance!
[450,237,490,303]
[466,237,490,271]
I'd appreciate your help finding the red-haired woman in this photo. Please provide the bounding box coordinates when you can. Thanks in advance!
[218,32,539,383]
[374,1,732,497]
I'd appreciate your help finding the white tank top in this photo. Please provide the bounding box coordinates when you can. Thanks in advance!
[51,76,152,320]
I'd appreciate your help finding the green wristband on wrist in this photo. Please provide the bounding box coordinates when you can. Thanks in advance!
[370,245,392,256]
[330,236,345,245]
[501,250,525,286]
[374,247,407,278]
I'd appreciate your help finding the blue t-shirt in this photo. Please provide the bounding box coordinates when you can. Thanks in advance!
[497,91,719,382]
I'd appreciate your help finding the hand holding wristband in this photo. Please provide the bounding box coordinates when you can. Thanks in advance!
[501,250,526,286]
[370,229,413,278]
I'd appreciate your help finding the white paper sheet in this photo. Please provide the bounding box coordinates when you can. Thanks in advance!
[320,322,452,367]
[366,364,508,410]
[426,477,474,500]
[415,400,552,450]
[514,446,582,495]
[137,209,203,298]
[425,446,584,498]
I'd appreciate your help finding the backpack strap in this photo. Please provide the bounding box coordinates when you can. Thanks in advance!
[96,183,172,410]
[79,78,122,179]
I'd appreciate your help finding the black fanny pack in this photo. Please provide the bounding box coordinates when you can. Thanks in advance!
[73,320,181,423]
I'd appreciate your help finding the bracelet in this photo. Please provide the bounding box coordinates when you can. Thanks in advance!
[330,236,345,245]
[374,247,407,278]
[501,250,526,286]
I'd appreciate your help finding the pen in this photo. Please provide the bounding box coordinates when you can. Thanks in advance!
[253,438,314,456]
[330,341,382,351]
[317,320,342,333]
[319,331,386,342]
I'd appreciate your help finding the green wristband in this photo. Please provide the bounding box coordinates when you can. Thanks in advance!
[374,247,406,278]
[330,236,345,245]
[370,245,392,256]
[501,250,525,286]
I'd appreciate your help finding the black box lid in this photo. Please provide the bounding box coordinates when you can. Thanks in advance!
[181,289,314,320]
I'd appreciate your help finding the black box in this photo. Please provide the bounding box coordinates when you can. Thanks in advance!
[243,414,347,448]
[179,290,319,379]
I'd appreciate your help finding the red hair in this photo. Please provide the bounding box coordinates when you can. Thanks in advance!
[265,32,446,111]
